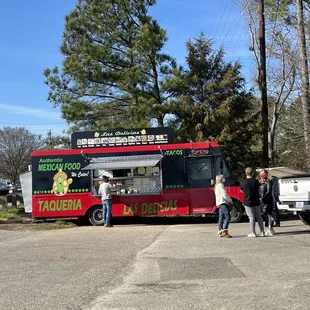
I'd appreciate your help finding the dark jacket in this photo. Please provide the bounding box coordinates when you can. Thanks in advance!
[259,179,274,211]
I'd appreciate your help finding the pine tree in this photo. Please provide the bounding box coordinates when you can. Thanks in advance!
[167,34,261,176]
[44,0,175,130]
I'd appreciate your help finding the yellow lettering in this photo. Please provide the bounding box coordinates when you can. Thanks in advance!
[43,201,49,211]
[153,203,159,213]
[141,202,148,215]
[56,200,62,211]
[76,200,82,210]
[159,202,165,212]
[68,200,73,210]
[148,203,154,215]
[62,200,67,211]
[133,203,138,214]
[123,204,132,215]
[50,200,56,211]
[38,200,44,212]
[172,200,178,210]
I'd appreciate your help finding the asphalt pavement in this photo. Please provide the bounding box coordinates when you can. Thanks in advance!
[0,217,309,310]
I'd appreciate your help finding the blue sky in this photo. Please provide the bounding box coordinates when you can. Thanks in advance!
[0,0,253,137]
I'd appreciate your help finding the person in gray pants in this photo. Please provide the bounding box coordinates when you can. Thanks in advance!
[240,167,265,237]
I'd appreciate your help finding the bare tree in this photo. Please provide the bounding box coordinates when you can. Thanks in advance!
[244,0,298,166]
[296,0,310,169]
[0,127,43,182]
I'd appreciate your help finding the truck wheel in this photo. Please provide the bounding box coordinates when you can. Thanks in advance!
[299,212,310,226]
[230,201,243,223]
[88,206,104,226]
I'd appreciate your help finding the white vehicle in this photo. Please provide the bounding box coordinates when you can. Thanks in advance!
[266,167,310,226]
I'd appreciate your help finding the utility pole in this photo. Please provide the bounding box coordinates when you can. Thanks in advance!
[296,0,310,170]
[258,0,269,168]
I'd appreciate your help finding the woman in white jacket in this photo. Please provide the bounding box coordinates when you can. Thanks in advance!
[215,174,232,238]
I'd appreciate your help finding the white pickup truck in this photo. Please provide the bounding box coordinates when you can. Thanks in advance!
[267,167,310,226]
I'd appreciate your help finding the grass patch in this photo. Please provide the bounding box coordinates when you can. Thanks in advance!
[54,220,77,227]
[0,207,23,221]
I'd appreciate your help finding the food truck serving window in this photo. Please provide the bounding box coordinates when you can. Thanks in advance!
[84,154,163,195]
[82,154,163,170]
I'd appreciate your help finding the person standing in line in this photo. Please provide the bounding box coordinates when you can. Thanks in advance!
[240,167,265,237]
[259,170,276,236]
[271,176,281,227]
[99,176,113,227]
[215,174,233,238]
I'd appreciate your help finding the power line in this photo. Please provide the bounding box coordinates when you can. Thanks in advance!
[209,0,224,37]
[214,0,230,41]
[222,10,244,55]
[218,0,236,44]
[0,121,67,126]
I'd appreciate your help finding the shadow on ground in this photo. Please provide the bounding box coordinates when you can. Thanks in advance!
[91,213,299,227]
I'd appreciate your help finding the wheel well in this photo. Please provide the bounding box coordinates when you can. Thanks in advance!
[86,204,102,217]
[232,198,244,212]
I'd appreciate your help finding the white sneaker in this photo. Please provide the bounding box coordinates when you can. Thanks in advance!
[218,230,223,235]
[265,229,275,236]
[247,233,257,238]
[259,232,265,237]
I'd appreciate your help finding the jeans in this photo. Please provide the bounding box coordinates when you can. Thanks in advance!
[218,203,231,230]
[102,199,112,225]
[262,205,275,228]
[245,205,264,234]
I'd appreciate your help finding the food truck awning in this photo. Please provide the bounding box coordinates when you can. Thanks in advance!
[256,167,310,179]
[82,154,163,170]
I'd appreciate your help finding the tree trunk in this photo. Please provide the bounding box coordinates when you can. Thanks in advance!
[296,0,310,170]
[258,0,269,168]
[268,107,279,168]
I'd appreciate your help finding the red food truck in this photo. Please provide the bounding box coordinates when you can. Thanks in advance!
[31,127,244,225]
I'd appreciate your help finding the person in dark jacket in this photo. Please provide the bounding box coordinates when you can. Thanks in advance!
[271,177,281,227]
[241,167,265,237]
[259,170,276,236]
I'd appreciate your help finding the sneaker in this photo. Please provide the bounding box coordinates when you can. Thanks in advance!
[259,231,265,237]
[247,233,257,238]
[218,230,223,235]
[104,224,113,227]
[265,229,275,236]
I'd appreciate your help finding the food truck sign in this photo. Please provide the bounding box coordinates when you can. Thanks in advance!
[71,127,174,149]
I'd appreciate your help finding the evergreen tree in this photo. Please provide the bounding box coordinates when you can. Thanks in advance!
[44,0,175,130]
[167,34,261,177]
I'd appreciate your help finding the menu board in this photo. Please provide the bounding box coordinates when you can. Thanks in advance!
[71,127,174,149]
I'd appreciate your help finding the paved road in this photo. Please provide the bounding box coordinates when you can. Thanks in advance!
[0,219,309,310]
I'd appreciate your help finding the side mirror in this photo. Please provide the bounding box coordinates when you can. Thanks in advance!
[220,161,224,170]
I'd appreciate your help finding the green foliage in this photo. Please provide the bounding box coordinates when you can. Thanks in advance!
[265,0,293,23]
[44,0,175,130]
[166,34,261,177]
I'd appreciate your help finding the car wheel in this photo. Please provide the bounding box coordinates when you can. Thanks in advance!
[299,212,310,226]
[88,206,104,226]
[230,200,243,223]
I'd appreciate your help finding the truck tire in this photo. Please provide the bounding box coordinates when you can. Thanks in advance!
[299,212,310,226]
[88,205,104,226]
[230,200,243,223]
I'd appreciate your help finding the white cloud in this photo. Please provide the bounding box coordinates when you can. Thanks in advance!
[0,103,62,121]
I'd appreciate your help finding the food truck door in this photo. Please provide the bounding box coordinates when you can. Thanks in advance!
[186,156,215,213]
